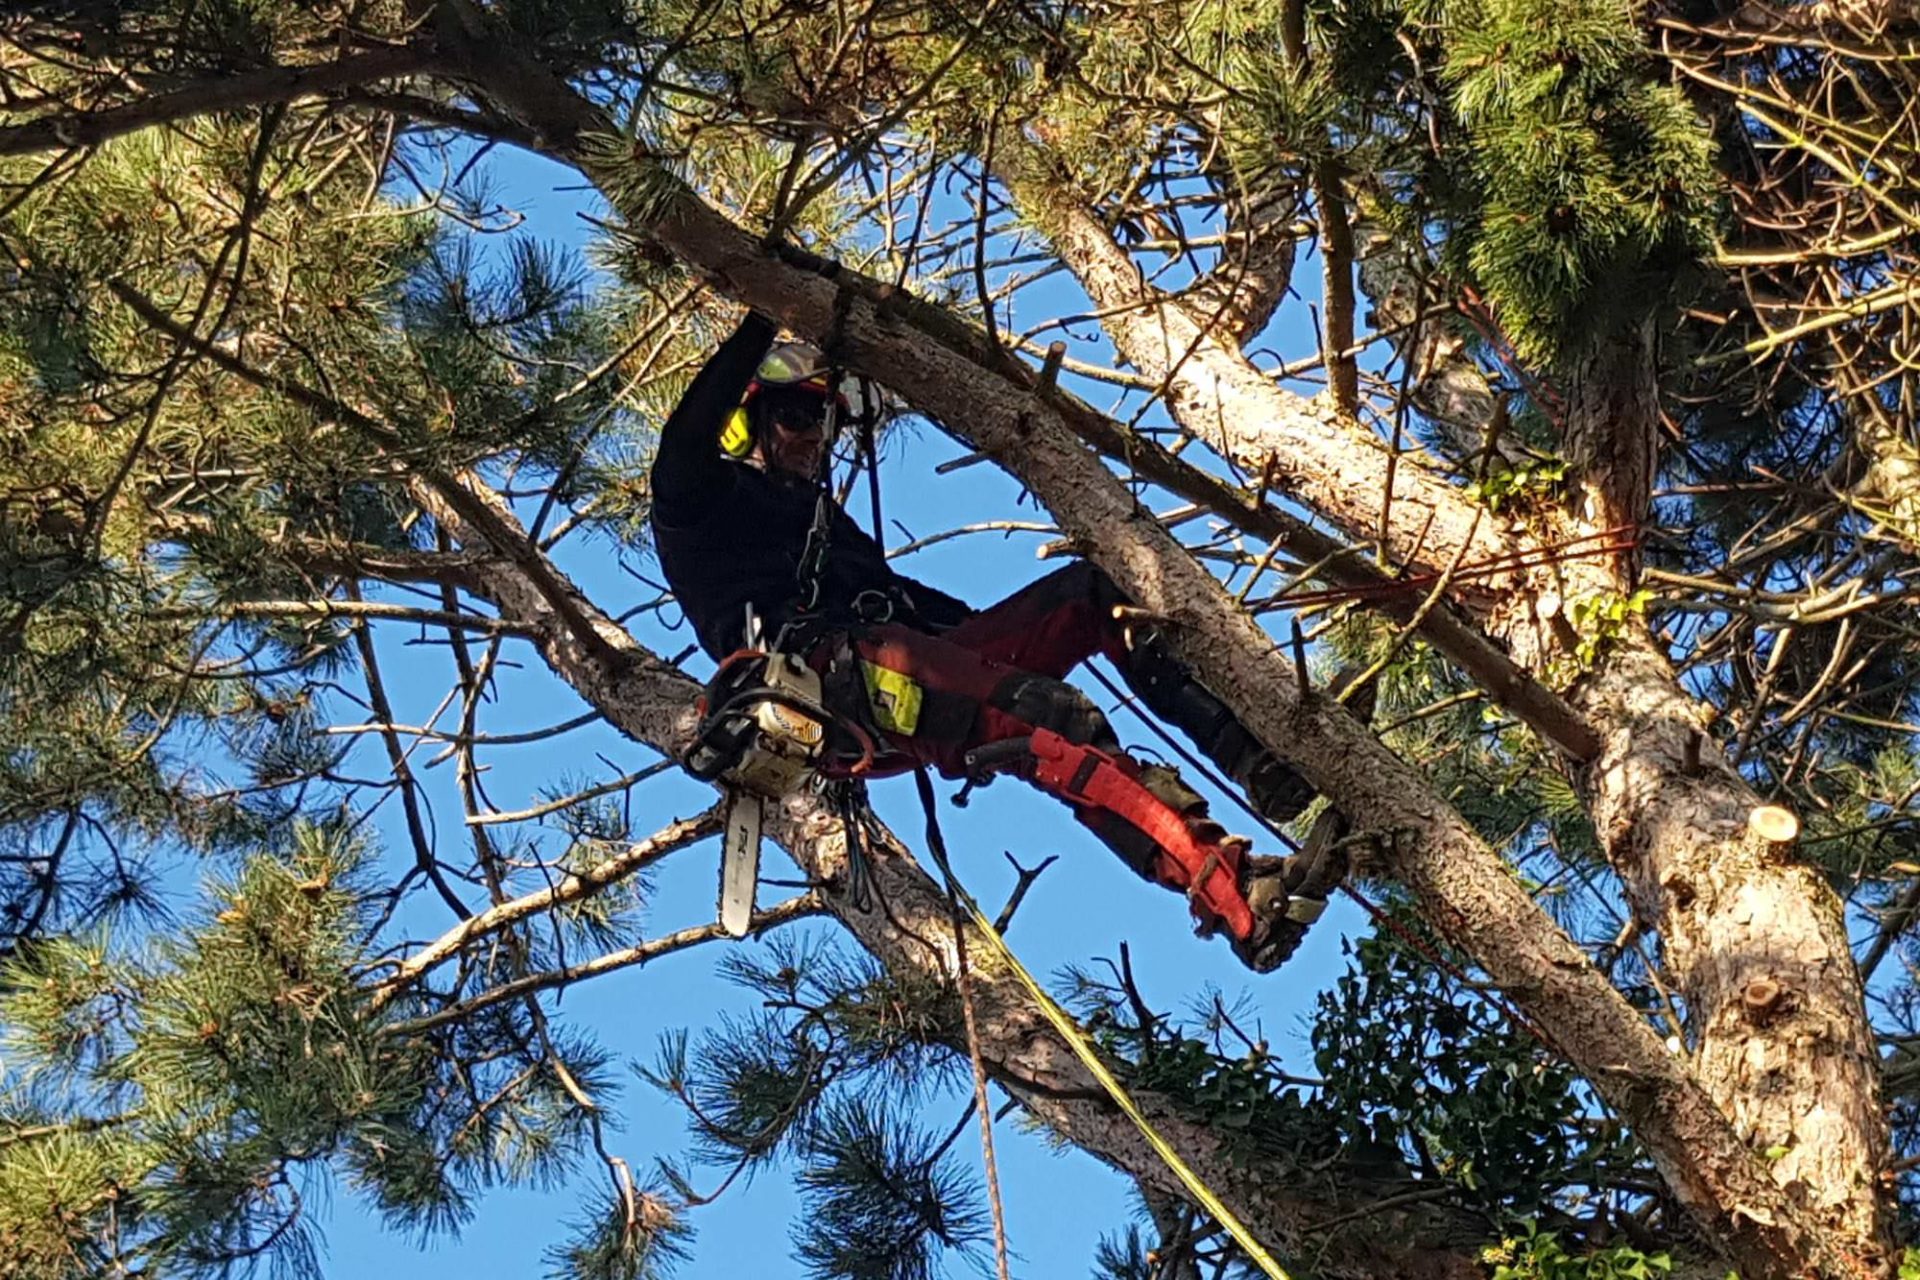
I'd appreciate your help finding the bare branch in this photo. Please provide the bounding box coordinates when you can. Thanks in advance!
[0,46,441,157]
[997,141,1506,581]
[404,456,1494,1277]
[152,598,539,635]
[385,892,827,1034]
[373,808,723,1005]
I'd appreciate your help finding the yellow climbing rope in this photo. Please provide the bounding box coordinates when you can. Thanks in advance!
[907,764,1290,1280]
[961,901,1295,1280]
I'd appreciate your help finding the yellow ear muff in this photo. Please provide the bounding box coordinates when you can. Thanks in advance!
[720,406,753,457]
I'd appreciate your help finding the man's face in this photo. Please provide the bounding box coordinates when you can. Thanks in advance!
[758,402,827,478]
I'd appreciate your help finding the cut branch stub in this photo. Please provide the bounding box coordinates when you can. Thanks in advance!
[1742,978,1785,1024]
[1745,807,1801,861]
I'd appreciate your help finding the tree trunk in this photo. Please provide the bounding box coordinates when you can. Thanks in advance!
[1558,333,1891,1267]
[1576,643,1892,1263]
[429,10,1896,1266]
[606,184,1865,1278]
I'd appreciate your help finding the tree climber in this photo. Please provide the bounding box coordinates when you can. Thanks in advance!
[652,312,1347,971]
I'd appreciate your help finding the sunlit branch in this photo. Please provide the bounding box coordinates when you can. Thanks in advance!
[372,808,723,1004]
[383,893,826,1034]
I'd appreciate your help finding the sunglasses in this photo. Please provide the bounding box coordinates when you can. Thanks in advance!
[769,411,826,438]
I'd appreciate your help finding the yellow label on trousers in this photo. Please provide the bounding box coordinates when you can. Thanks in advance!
[860,662,923,735]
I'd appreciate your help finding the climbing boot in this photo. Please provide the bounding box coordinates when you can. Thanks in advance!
[1229,809,1351,972]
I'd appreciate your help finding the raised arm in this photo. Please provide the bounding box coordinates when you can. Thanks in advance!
[650,312,777,527]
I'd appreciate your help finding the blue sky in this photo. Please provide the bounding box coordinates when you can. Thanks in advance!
[304,144,1365,1278]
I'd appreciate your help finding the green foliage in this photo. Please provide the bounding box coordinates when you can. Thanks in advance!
[1566,589,1652,670]
[1441,0,1719,364]
[543,1190,693,1280]
[4,0,1914,1274]
[792,1098,988,1280]
[0,824,422,1276]
[644,936,981,1280]
[1091,1224,1157,1280]
[0,823,630,1276]
[1471,457,1568,512]
[1311,918,1645,1210]
[1328,615,1602,867]
[1482,1221,1671,1280]
[1291,0,1719,368]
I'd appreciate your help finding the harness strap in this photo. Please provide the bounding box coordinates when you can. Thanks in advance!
[1026,728,1255,940]
[792,368,845,614]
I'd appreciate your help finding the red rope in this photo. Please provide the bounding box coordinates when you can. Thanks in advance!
[1338,883,1563,1059]
[1267,527,1641,610]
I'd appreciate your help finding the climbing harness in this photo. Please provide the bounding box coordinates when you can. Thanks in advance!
[683,347,895,935]
[680,334,1300,1277]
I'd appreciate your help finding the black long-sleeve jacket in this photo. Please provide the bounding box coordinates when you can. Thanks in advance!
[649,314,974,659]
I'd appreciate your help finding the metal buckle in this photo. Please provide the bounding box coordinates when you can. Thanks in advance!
[851,589,896,624]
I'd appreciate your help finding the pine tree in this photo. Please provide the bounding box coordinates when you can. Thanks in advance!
[1,1,1916,1277]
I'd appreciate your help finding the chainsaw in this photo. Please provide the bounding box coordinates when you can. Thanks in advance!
[684,644,833,938]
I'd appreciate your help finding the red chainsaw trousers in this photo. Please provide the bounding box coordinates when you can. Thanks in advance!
[843,561,1134,774]
[817,564,1242,917]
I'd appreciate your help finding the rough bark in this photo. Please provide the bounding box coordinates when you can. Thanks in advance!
[535,202,1848,1275]
[1001,158,1603,758]
[1056,403,1604,760]
[1576,644,1891,1261]
[1563,329,1659,582]
[1556,336,1892,1266]
[1183,199,1306,347]
[996,142,1512,580]
[412,473,1493,1280]
[421,21,1885,1263]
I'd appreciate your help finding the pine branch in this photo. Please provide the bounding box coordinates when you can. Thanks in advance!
[993,132,1503,582]
[513,165,1842,1280]
[1183,205,1311,347]
[384,894,827,1035]
[152,598,540,634]
[0,45,443,157]
[467,761,677,828]
[372,808,722,1005]
[0,1111,134,1150]
[405,465,1498,1278]
[104,280,632,672]
[344,579,473,921]
[1310,155,1360,416]
[237,533,495,590]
